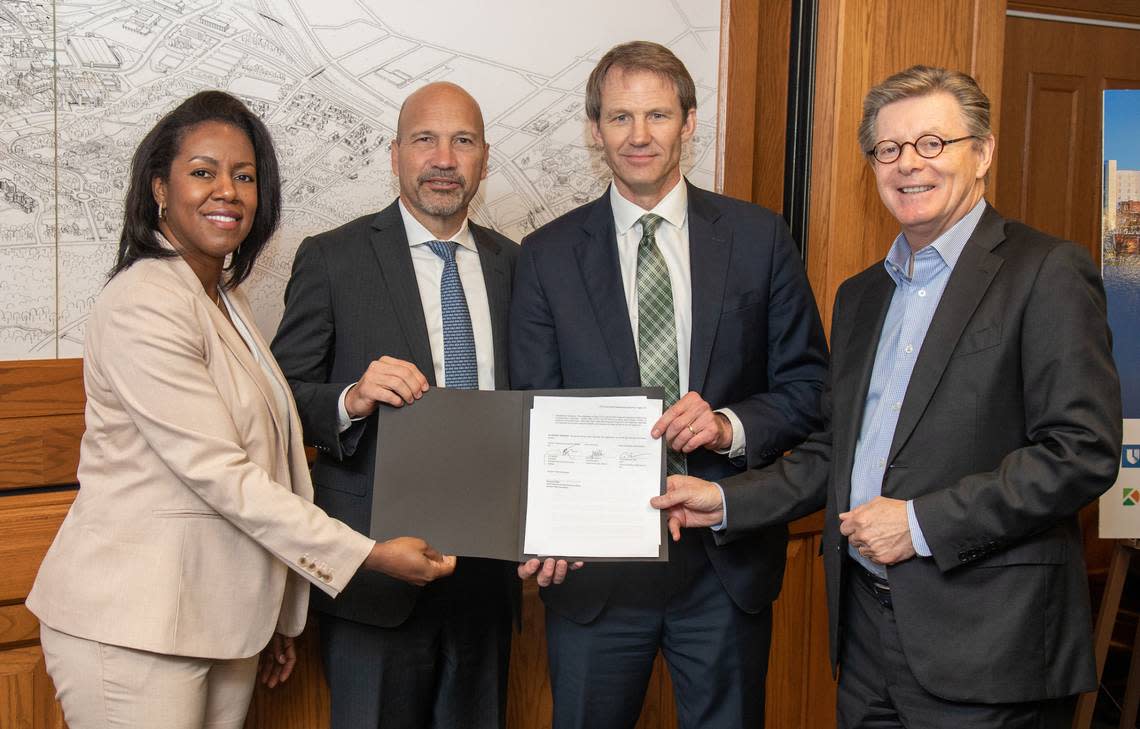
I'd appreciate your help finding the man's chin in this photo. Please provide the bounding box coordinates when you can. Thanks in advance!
[412,192,466,219]
[615,173,671,198]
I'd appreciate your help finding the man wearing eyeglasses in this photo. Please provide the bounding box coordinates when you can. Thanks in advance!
[653,65,1121,728]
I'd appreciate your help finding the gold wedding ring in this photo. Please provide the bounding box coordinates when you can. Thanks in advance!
[687,424,697,435]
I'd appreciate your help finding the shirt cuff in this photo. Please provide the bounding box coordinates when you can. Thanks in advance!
[711,483,728,532]
[713,408,745,458]
[337,384,356,433]
[906,499,932,557]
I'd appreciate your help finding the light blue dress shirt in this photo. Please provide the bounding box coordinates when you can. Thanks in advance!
[848,199,987,578]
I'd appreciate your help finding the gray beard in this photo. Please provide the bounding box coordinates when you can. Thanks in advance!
[415,191,465,218]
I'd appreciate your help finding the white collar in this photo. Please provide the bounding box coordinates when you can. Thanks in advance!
[398,199,476,252]
[610,177,688,235]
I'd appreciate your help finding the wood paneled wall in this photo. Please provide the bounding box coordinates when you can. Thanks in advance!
[0,361,80,728]
[0,360,84,492]
[0,490,71,729]
[804,0,1008,332]
[1009,0,1140,24]
[996,9,1140,257]
[721,0,793,212]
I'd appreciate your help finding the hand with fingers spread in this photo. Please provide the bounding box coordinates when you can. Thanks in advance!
[651,391,732,455]
[258,633,297,688]
[344,356,429,418]
[517,557,584,587]
[650,474,727,541]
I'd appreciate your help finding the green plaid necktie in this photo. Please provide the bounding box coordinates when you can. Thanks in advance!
[635,213,686,475]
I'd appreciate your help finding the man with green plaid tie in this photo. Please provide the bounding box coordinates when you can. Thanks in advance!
[510,41,830,729]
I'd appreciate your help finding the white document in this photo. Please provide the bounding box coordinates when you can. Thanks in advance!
[523,395,664,558]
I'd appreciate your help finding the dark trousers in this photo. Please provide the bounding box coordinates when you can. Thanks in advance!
[837,561,1075,729]
[546,536,771,729]
[320,558,512,729]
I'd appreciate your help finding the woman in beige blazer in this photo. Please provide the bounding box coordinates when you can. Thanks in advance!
[27,91,455,729]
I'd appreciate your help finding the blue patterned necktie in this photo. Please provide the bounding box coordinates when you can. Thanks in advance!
[426,240,478,389]
[636,214,686,475]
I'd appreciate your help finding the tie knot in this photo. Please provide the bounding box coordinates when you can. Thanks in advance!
[426,239,458,263]
[638,214,663,242]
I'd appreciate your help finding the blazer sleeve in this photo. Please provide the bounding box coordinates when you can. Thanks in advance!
[271,236,367,459]
[718,384,834,543]
[914,242,1123,571]
[101,279,374,596]
[715,270,854,541]
[723,219,830,468]
[509,237,563,389]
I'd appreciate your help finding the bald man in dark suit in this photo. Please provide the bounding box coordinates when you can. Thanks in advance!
[273,82,518,729]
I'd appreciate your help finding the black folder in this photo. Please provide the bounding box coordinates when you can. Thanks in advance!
[371,387,669,562]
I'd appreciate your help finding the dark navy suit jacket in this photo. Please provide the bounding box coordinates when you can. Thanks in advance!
[509,181,829,622]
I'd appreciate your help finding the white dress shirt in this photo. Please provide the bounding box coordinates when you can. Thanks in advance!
[338,200,495,429]
[609,180,745,456]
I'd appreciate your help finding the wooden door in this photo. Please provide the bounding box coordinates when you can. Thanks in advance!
[996,8,1140,259]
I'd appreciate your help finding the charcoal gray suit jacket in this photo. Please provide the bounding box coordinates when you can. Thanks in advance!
[719,204,1122,703]
[272,199,520,627]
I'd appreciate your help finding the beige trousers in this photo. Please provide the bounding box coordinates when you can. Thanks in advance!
[40,624,259,729]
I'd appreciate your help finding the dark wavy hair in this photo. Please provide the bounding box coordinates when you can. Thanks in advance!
[111,90,282,288]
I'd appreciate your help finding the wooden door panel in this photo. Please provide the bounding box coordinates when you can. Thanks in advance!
[0,491,74,604]
[0,645,65,729]
[1023,73,1082,241]
[997,15,1140,257]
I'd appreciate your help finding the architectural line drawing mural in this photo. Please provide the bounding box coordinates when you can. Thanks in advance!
[0,0,722,357]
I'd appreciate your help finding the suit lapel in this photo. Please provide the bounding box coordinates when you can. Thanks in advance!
[208,306,284,448]
[575,192,640,387]
[472,224,512,389]
[368,202,437,385]
[227,289,311,494]
[167,255,288,451]
[834,269,894,513]
[222,288,292,456]
[686,184,730,393]
[886,206,1006,464]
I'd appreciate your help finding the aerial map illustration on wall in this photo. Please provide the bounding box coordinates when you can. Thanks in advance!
[0,0,723,358]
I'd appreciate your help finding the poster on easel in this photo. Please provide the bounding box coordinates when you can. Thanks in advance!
[1099,89,1140,539]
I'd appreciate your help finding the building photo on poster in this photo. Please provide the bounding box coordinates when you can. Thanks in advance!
[1100,88,1140,539]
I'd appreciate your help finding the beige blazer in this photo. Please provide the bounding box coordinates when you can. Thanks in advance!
[27,252,374,660]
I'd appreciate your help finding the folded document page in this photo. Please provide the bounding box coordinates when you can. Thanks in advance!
[524,396,663,558]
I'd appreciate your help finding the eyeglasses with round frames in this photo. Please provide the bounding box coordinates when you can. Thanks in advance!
[867,134,979,164]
